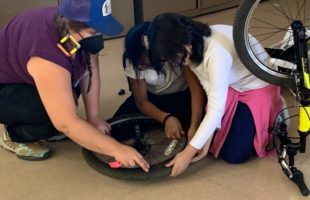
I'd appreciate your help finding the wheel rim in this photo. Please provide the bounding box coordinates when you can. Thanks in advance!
[243,0,310,80]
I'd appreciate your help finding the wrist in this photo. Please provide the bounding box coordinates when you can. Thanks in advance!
[110,142,124,158]
[162,113,173,126]
[184,144,199,157]
[87,113,101,121]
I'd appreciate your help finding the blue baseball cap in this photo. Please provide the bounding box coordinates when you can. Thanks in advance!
[59,0,123,36]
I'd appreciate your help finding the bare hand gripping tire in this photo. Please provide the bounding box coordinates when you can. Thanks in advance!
[82,114,186,180]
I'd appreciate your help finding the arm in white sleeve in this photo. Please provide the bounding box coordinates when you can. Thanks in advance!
[190,44,233,149]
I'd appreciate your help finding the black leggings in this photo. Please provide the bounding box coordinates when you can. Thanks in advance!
[0,83,59,142]
[219,102,256,164]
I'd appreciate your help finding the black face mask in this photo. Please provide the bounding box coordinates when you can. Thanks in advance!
[79,34,104,54]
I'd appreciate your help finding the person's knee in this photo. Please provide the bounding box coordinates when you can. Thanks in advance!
[220,102,256,164]
[221,152,254,164]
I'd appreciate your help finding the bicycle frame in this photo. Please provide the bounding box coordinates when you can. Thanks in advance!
[293,20,310,154]
[232,0,310,196]
[274,20,310,196]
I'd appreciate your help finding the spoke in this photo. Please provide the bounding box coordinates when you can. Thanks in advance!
[302,0,310,26]
[250,26,286,30]
[250,29,286,38]
[295,0,301,19]
[296,0,308,20]
[252,17,289,31]
[256,50,269,57]
[145,138,168,145]
[304,0,307,21]
[265,0,293,23]
[281,31,294,48]
[150,143,171,147]
[284,0,293,19]
[144,135,166,141]
[250,28,288,45]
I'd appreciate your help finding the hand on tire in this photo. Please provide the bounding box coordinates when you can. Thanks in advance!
[114,144,150,172]
[164,116,184,139]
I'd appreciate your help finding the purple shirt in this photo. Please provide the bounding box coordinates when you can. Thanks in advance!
[0,7,86,85]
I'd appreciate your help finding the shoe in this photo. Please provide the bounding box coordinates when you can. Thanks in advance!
[0,128,51,161]
[47,133,67,142]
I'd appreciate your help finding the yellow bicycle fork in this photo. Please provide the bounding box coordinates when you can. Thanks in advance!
[299,106,310,133]
[298,106,310,153]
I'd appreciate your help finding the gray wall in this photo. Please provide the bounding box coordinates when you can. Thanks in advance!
[0,0,135,37]
[0,0,58,27]
[0,0,239,36]
[111,0,135,36]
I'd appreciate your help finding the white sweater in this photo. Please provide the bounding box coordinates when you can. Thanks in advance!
[189,24,269,149]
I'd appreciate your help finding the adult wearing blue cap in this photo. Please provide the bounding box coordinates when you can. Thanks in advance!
[0,0,149,171]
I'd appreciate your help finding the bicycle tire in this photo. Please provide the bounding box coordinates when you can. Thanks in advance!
[233,0,310,88]
[82,113,186,180]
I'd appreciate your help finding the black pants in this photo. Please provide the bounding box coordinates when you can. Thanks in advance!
[219,102,256,164]
[113,88,192,130]
[0,83,59,143]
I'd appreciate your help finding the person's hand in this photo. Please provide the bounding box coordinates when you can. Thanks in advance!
[88,116,111,135]
[191,137,212,163]
[164,116,184,139]
[165,145,198,177]
[113,144,150,172]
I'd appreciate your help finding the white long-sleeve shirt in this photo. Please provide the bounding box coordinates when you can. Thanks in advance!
[189,24,269,149]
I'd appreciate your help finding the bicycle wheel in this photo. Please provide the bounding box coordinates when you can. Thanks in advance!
[233,0,310,88]
[82,114,186,180]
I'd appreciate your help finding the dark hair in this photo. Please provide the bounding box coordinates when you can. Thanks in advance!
[123,22,151,77]
[147,13,212,70]
[53,13,93,92]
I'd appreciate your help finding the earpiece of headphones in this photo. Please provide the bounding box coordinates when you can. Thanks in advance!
[141,34,149,50]
[57,34,81,57]
[141,22,151,50]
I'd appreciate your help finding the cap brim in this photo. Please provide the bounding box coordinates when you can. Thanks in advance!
[87,16,124,36]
